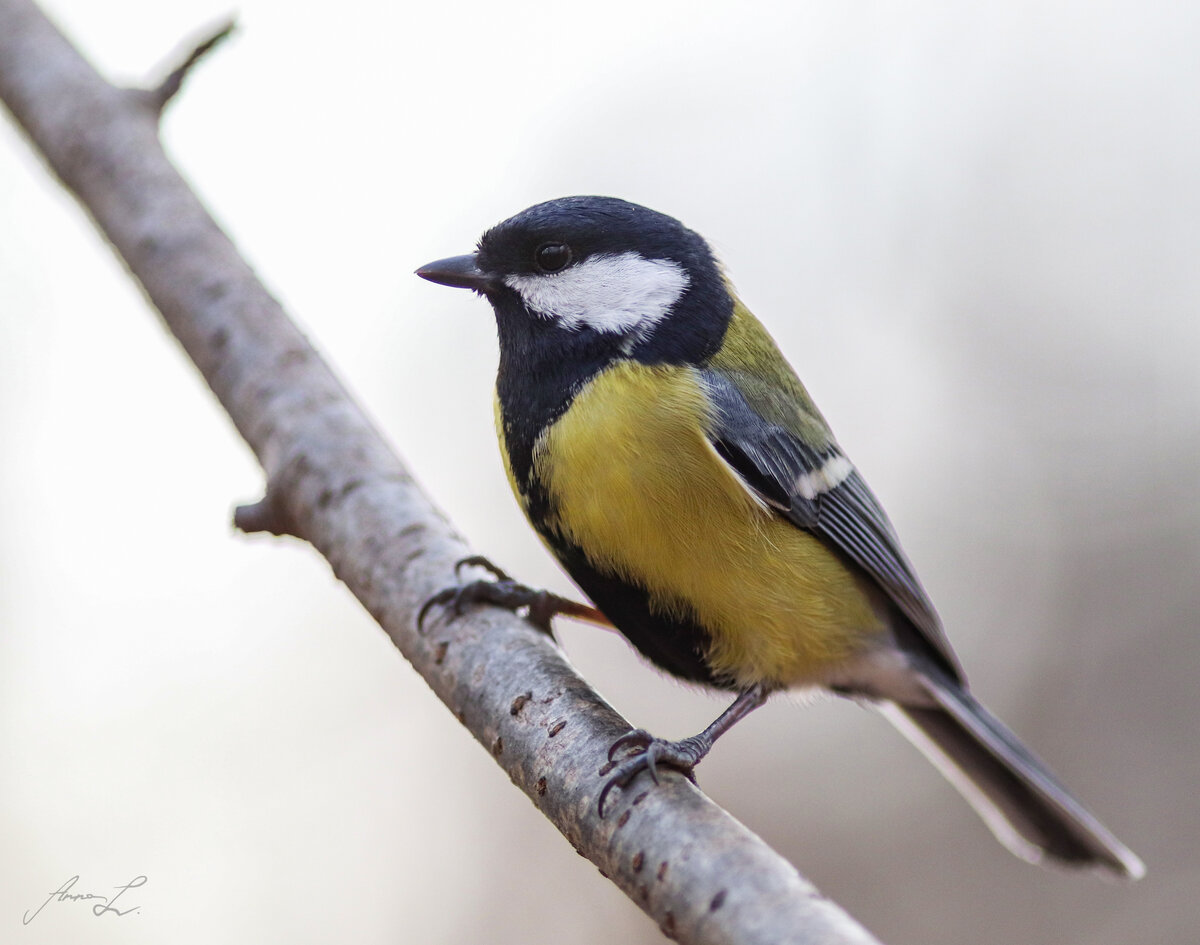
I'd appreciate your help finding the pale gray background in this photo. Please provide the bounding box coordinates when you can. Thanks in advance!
[2,1,1196,943]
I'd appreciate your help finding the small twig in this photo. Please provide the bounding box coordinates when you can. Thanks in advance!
[234,491,300,538]
[148,16,236,112]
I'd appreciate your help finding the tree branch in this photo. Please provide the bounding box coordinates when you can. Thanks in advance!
[0,2,883,942]
[147,16,236,112]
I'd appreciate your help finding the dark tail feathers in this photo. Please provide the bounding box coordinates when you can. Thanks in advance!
[880,675,1144,879]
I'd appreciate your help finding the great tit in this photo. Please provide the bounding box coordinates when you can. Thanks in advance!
[416,195,1143,878]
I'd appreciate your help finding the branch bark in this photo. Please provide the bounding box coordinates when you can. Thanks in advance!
[0,3,884,943]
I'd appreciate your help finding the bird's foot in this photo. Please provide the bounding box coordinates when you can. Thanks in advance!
[597,730,711,816]
[417,555,581,635]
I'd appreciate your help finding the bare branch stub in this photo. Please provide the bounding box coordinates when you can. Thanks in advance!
[148,17,236,113]
[233,492,301,539]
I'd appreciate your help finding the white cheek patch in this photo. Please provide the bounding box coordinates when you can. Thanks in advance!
[504,252,690,336]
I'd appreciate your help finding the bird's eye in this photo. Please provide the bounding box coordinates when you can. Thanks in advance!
[534,242,572,273]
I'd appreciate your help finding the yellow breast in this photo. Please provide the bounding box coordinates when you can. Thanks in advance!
[533,360,885,689]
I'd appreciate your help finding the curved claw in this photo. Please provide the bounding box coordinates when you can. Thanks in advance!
[597,732,703,817]
[607,729,654,761]
[421,557,611,637]
[598,752,671,818]
[419,557,609,638]
[597,769,629,818]
[416,568,563,637]
[523,591,561,635]
[416,586,459,633]
[596,689,767,817]
[455,555,513,583]
[417,555,517,634]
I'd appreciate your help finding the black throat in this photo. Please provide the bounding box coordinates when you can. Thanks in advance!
[490,278,733,499]
[491,290,617,495]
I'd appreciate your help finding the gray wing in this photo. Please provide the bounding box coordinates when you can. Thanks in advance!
[700,369,962,681]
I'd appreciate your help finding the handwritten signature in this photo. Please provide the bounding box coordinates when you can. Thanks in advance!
[22,875,146,925]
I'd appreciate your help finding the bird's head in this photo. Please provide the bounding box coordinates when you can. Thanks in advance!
[417,196,733,365]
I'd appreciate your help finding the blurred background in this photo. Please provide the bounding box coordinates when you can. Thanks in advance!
[1,1,1197,942]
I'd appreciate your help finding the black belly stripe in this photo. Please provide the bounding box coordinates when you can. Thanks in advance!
[542,532,729,690]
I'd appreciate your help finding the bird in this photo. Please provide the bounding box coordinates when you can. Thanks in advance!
[415,195,1143,878]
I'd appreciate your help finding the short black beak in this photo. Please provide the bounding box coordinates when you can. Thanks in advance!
[415,254,497,292]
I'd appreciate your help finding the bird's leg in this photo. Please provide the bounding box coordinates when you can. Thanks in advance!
[598,684,769,815]
[417,555,612,635]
